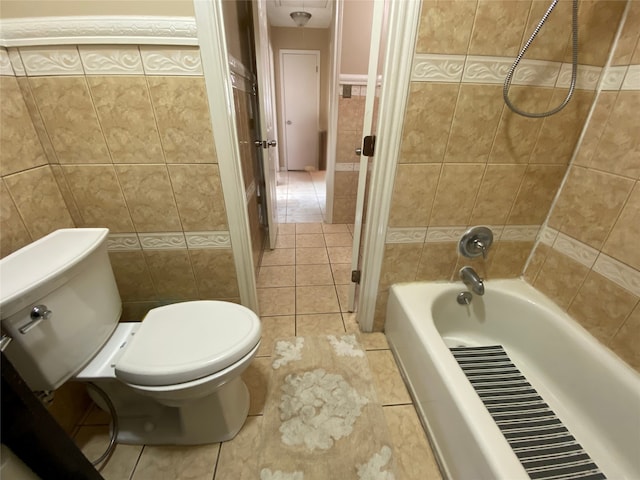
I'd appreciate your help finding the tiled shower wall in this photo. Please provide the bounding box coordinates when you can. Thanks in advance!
[525,1,640,371]
[374,0,630,331]
[0,45,239,321]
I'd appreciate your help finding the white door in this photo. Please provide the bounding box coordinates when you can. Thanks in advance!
[280,50,320,171]
[252,0,279,249]
[348,0,386,311]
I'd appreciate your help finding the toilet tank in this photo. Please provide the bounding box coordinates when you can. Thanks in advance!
[0,228,122,391]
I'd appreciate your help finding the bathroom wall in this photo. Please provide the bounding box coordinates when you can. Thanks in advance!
[373,0,627,331]
[0,44,240,321]
[0,0,194,17]
[525,1,640,371]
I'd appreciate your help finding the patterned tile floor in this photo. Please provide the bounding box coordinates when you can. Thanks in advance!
[73,173,442,479]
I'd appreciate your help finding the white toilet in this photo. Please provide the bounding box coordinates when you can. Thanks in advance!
[0,228,261,445]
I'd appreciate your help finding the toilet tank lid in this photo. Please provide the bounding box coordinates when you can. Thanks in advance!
[114,301,261,386]
[0,228,109,315]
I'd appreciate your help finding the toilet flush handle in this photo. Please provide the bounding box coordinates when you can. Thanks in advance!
[19,304,52,334]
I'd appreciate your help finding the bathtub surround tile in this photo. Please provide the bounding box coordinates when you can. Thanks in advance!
[257,265,295,288]
[0,181,32,257]
[468,0,531,57]
[416,0,476,55]
[523,243,551,285]
[28,76,111,164]
[425,226,468,243]
[0,76,48,176]
[609,303,640,372]
[19,46,84,76]
[383,405,442,480]
[508,165,566,226]
[295,264,334,286]
[519,0,572,63]
[622,65,640,91]
[430,163,485,226]
[603,184,640,271]
[116,165,182,233]
[416,242,458,281]
[573,92,617,167]
[444,84,504,164]
[570,0,626,67]
[530,90,594,165]
[138,233,186,250]
[389,164,441,227]
[470,164,527,225]
[400,83,459,163]
[168,164,227,231]
[567,271,639,345]
[189,249,239,299]
[386,227,427,244]
[549,167,634,249]
[75,426,142,479]
[109,250,156,302]
[590,91,640,179]
[612,1,640,65]
[144,249,198,301]
[147,76,216,164]
[295,313,345,336]
[489,241,535,278]
[411,54,465,82]
[62,165,134,232]
[296,286,340,314]
[0,48,13,76]
[3,166,74,240]
[367,350,412,406]
[214,416,262,480]
[600,67,627,92]
[257,316,295,357]
[533,248,590,310]
[379,244,423,290]
[131,444,219,480]
[87,76,164,164]
[592,254,640,299]
[555,64,602,91]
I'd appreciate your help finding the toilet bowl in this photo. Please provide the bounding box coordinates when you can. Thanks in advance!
[0,228,261,445]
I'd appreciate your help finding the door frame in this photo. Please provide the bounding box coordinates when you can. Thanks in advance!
[278,49,321,171]
[356,0,422,331]
[193,0,258,312]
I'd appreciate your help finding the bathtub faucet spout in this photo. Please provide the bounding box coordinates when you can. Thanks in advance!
[460,266,484,296]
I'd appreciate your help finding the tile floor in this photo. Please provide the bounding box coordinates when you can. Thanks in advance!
[72,172,442,479]
[276,170,326,223]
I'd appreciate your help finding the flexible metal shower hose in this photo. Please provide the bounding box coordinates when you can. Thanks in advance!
[503,0,579,118]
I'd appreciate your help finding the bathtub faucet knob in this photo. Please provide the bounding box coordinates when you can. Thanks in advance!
[459,266,485,296]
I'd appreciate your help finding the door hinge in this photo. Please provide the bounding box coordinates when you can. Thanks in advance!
[362,135,376,157]
[351,270,361,284]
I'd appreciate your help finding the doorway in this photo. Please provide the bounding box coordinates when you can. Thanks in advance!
[279,50,320,172]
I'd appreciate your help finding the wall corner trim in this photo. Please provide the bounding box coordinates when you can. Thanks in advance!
[0,16,198,47]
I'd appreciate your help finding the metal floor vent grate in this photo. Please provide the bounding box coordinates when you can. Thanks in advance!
[450,345,606,480]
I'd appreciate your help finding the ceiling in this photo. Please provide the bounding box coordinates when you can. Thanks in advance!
[266,0,333,28]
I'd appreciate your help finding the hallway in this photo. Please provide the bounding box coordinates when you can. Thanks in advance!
[276,170,326,224]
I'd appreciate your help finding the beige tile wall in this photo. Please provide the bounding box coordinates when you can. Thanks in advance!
[0,45,240,320]
[524,2,640,371]
[374,0,631,336]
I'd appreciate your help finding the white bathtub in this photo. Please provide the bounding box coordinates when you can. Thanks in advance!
[385,279,640,480]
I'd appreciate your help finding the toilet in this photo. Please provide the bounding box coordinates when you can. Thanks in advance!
[0,228,261,445]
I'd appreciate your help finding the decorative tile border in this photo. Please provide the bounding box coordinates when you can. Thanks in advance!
[411,53,639,92]
[412,54,465,83]
[593,254,640,297]
[552,233,599,269]
[600,66,628,91]
[140,46,202,75]
[185,231,231,249]
[107,231,231,251]
[621,65,640,91]
[78,45,144,75]
[539,225,559,247]
[0,48,13,75]
[19,46,84,76]
[107,233,141,251]
[138,232,186,250]
[425,226,469,243]
[385,227,426,244]
[0,16,198,47]
[8,45,203,76]
[501,225,539,242]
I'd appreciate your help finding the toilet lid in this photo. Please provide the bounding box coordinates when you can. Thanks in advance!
[114,301,261,386]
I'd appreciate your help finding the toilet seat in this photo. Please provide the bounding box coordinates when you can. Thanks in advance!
[114,301,261,386]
